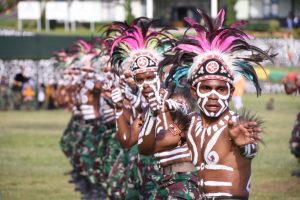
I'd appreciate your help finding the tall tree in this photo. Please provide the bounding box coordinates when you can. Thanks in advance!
[125,0,135,24]
[226,0,237,25]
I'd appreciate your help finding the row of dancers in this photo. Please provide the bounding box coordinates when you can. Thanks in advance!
[57,9,275,200]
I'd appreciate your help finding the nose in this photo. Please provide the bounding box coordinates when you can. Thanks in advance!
[143,83,149,88]
[208,91,218,100]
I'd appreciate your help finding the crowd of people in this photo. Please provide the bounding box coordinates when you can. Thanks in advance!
[52,9,275,200]
[0,73,61,110]
[0,73,38,110]
[0,58,64,110]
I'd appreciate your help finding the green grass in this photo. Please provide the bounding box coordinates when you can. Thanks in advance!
[0,94,300,199]
[0,110,79,200]
[243,94,300,200]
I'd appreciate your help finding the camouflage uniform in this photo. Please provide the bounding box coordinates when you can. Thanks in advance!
[60,115,85,172]
[138,155,163,199]
[68,120,86,173]
[155,171,200,200]
[60,116,79,161]
[125,145,140,200]
[79,119,106,184]
[11,86,22,110]
[105,149,128,199]
[93,124,122,190]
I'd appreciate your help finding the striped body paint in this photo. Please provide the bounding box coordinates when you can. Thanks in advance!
[187,111,254,198]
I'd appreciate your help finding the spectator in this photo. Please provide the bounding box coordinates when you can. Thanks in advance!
[287,11,294,30]
[11,72,27,110]
[37,84,45,110]
[293,10,300,28]
[22,79,35,110]
[232,74,246,110]
[0,76,10,110]
[47,82,58,110]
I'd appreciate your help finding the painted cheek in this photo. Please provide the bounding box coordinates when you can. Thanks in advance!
[197,97,206,111]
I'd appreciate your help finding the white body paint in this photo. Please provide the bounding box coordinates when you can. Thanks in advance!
[80,104,96,120]
[138,109,156,145]
[188,111,254,198]
[187,116,199,165]
[204,181,232,187]
[196,82,230,117]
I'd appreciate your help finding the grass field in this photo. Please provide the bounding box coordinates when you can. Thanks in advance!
[0,94,300,200]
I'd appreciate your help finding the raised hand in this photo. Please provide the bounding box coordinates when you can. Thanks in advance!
[142,84,161,114]
[228,119,262,147]
[165,99,180,110]
[111,87,123,108]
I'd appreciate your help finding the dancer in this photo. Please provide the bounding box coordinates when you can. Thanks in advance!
[161,9,274,199]
[110,17,200,199]
[109,17,171,198]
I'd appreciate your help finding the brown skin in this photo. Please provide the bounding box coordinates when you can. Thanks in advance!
[113,72,141,149]
[122,70,137,92]
[138,78,260,155]
[66,69,81,111]
[189,80,261,144]
[117,71,162,152]
[136,71,184,155]
[83,80,102,119]
[76,68,102,119]
[56,85,72,109]
[56,70,73,109]
[115,99,141,149]
[49,84,59,107]
[187,79,261,197]
[138,85,182,155]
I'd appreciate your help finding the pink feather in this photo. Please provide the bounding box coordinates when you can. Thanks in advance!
[214,9,225,29]
[230,20,248,28]
[188,35,211,51]
[216,35,241,52]
[184,17,198,26]
[176,44,204,54]
[78,40,92,52]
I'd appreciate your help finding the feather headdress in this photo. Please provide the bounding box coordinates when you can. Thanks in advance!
[163,9,275,96]
[110,17,176,75]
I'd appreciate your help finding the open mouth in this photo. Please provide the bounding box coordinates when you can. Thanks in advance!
[206,104,220,111]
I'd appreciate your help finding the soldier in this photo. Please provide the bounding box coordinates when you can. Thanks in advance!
[109,69,141,199]
[110,17,200,199]
[74,53,108,199]
[11,72,27,110]
[59,65,84,181]
[161,9,274,199]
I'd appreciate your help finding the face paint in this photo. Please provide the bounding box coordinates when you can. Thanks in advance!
[196,82,230,117]
[137,75,160,93]
[63,74,71,85]
[138,75,161,107]
[87,72,95,79]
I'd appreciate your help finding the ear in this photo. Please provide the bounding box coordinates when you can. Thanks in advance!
[229,85,235,100]
[190,86,197,100]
